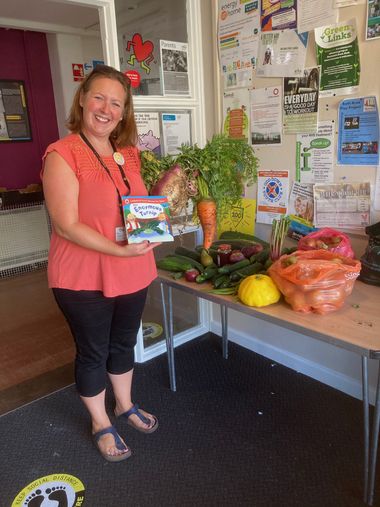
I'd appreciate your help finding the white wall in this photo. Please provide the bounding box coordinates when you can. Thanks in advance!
[46,33,103,138]
[209,2,380,403]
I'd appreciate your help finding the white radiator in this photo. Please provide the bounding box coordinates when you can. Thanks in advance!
[0,204,51,272]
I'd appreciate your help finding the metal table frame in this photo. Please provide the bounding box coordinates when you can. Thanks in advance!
[159,275,380,505]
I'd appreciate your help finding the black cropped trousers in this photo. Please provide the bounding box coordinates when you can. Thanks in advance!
[53,287,148,397]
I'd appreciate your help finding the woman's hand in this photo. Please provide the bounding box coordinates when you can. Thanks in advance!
[121,241,161,257]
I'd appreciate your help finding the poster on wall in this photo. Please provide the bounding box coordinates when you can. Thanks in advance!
[314,182,371,229]
[218,197,257,236]
[296,120,334,183]
[122,32,159,94]
[334,0,364,6]
[0,80,31,142]
[337,96,379,166]
[315,19,360,97]
[223,88,250,143]
[256,169,289,224]
[288,181,314,223]
[261,0,297,31]
[217,0,260,90]
[366,0,380,39]
[161,112,191,155]
[283,66,320,135]
[160,40,189,96]
[256,30,308,78]
[250,86,282,146]
[297,0,337,33]
[135,112,161,156]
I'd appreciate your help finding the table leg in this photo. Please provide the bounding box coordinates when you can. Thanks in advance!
[368,360,380,505]
[220,304,228,359]
[362,356,369,503]
[160,282,176,392]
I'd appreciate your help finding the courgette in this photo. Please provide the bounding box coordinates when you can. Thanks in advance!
[217,258,250,274]
[230,262,264,281]
[249,248,270,264]
[195,266,218,283]
[156,257,193,272]
[174,246,202,262]
[219,231,269,247]
[213,273,231,289]
[167,254,204,273]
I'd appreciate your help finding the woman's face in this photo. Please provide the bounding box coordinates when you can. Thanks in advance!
[295,198,307,216]
[80,77,126,140]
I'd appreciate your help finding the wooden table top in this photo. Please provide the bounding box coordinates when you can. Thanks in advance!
[158,270,380,358]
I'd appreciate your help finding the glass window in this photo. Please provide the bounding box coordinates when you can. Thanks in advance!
[142,231,200,349]
[115,0,188,96]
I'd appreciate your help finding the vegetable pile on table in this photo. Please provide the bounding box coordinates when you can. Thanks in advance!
[156,232,295,304]
[157,226,362,314]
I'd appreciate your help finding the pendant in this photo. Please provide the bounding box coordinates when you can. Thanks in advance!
[113,151,125,165]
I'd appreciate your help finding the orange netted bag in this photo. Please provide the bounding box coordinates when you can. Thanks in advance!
[268,250,361,314]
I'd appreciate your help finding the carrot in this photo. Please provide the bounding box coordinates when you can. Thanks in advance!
[197,198,217,250]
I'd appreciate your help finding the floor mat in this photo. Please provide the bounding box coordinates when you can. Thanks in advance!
[0,334,375,507]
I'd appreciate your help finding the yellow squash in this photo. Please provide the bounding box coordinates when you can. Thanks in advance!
[238,274,281,307]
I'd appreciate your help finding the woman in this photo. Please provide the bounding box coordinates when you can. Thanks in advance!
[42,65,160,462]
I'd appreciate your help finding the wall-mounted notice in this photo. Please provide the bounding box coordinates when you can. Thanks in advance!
[256,170,289,224]
[135,112,161,156]
[218,0,260,89]
[296,120,334,183]
[314,182,371,229]
[283,67,320,134]
[288,181,314,223]
[218,197,257,236]
[161,112,191,155]
[297,0,337,33]
[0,80,31,142]
[374,167,380,211]
[315,19,360,97]
[261,0,297,31]
[256,30,308,78]
[223,88,250,142]
[367,0,380,40]
[337,96,379,166]
[160,40,189,95]
[250,86,282,146]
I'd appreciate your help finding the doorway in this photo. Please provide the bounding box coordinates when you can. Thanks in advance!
[0,0,103,415]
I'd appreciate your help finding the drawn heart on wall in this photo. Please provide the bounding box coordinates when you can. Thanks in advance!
[132,33,153,62]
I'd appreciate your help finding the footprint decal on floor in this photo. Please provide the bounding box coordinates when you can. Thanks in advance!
[12,474,84,507]
[25,486,68,506]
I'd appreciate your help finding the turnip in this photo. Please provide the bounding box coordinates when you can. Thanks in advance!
[150,164,188,215]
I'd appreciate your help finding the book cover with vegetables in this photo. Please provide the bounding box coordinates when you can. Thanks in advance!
[121,196,174,243]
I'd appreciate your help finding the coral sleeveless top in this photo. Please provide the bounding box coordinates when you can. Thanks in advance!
[42,134,157,297]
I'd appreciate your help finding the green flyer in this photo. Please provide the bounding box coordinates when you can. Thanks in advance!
[315,19,360,97]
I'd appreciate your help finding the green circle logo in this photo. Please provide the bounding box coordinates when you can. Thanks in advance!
[12,474,85,506]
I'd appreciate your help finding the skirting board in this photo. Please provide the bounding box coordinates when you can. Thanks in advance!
[210,321,377,405]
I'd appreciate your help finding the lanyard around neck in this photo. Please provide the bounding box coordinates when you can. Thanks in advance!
[80,132,130,225]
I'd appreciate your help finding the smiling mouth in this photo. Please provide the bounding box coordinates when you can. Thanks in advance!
[95,115,110,123]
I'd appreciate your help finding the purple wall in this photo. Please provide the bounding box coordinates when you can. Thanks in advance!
[0,28,59,190]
